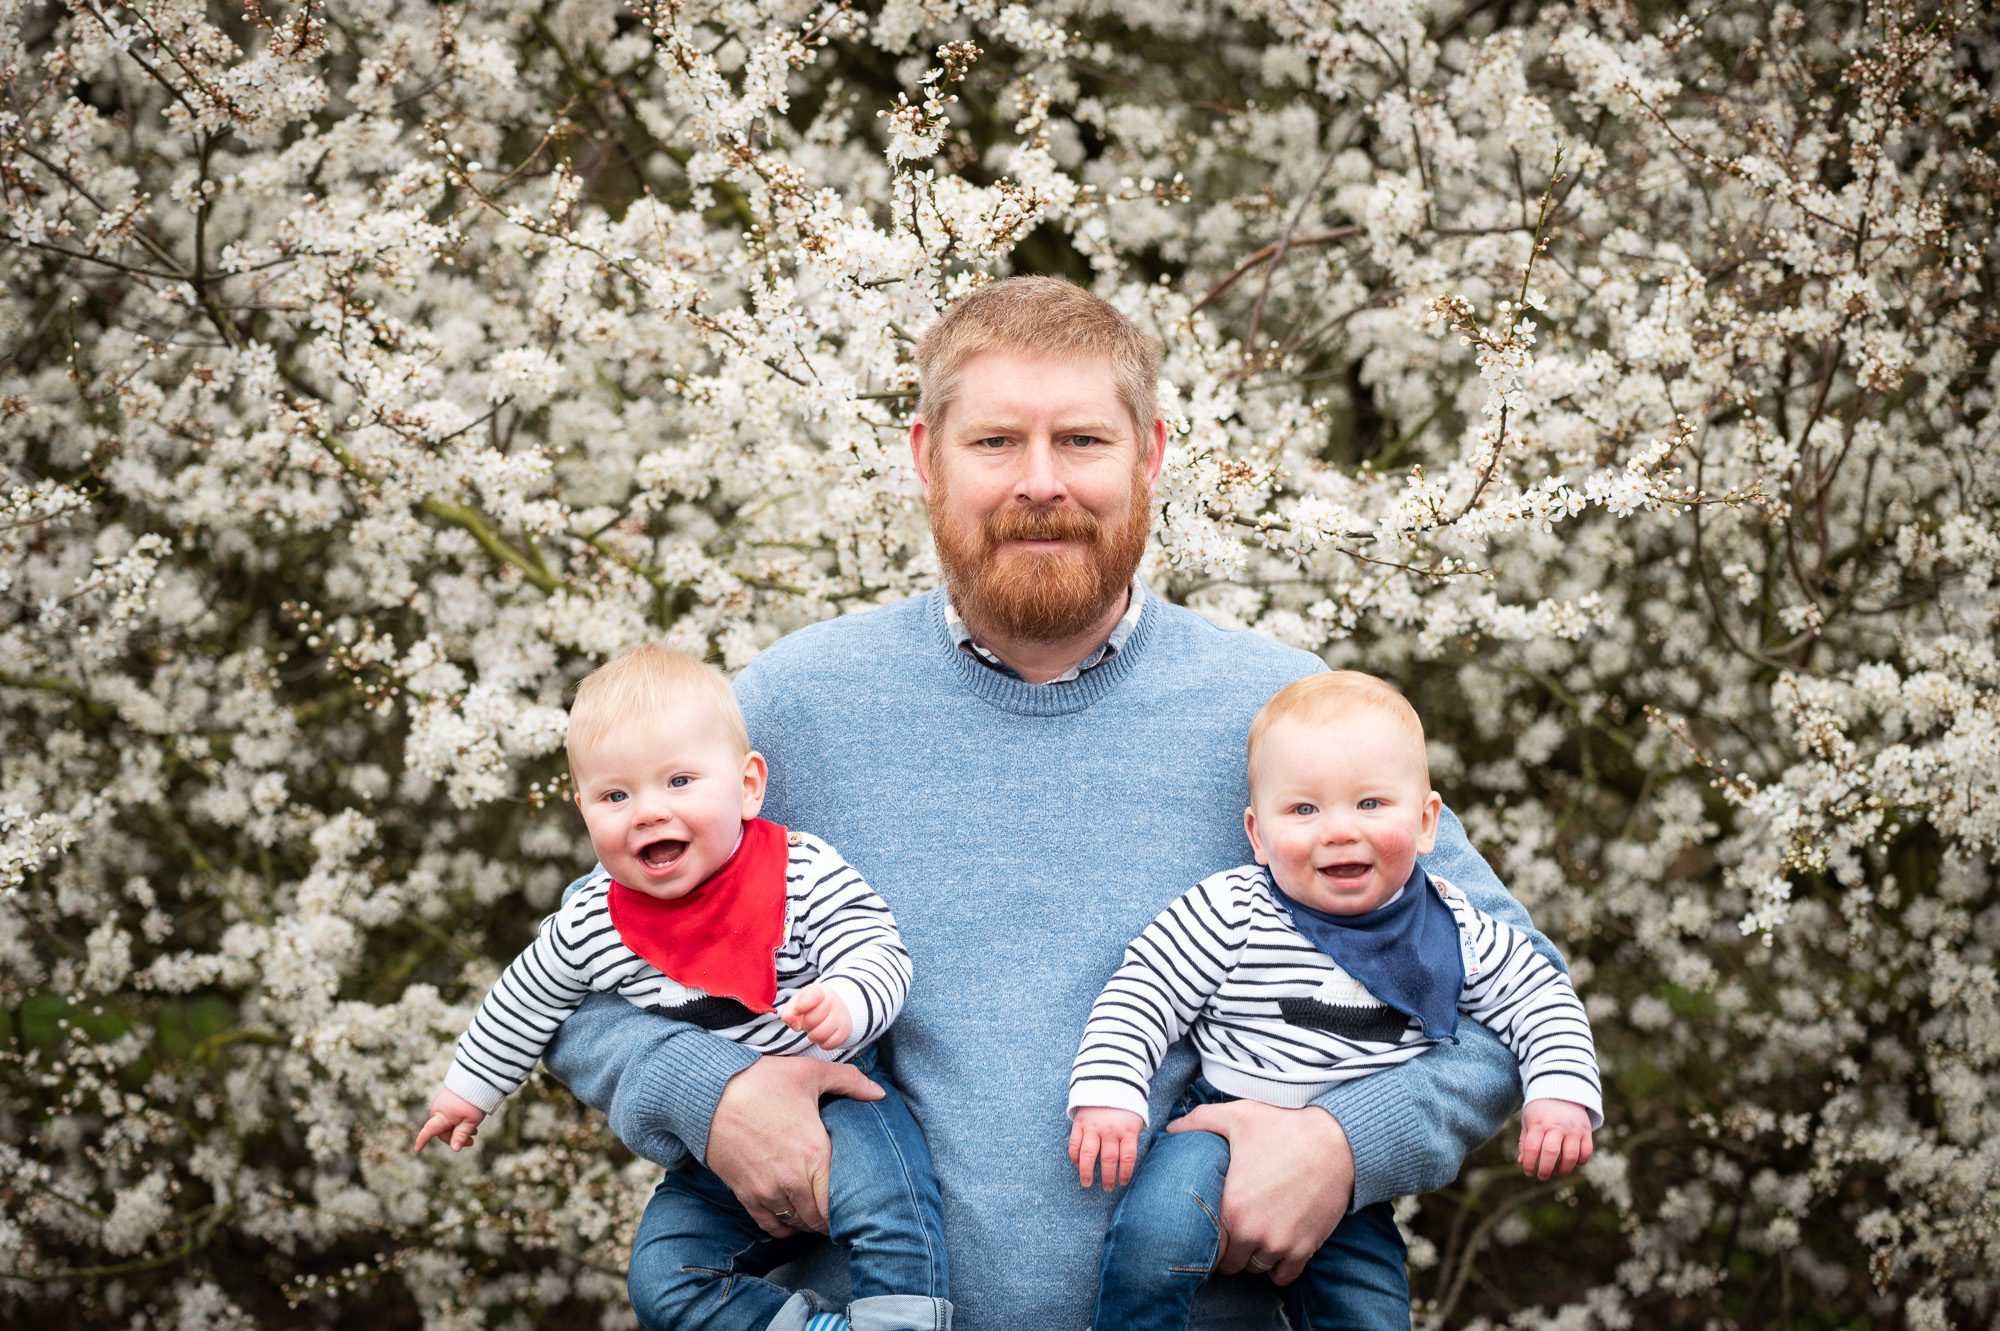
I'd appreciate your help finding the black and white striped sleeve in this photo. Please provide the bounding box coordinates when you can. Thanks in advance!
[443,894,599,1113]
[1067,876,1253,1123]
[792,838,912,1050]
[1457,907,1604,1128]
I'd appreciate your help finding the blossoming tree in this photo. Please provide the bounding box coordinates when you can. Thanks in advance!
[3,0,1995,1326]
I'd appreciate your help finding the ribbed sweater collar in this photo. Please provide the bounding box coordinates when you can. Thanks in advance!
[925,587,1161,717]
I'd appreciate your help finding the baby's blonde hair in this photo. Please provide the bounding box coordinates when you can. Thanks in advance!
[1248,671,1430,787]
[567,645,747,784]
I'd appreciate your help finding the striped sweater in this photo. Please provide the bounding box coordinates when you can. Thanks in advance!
[1069,865,1603,1127]
[445,831,910,1114]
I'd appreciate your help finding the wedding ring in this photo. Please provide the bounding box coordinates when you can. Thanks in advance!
[1246,1255,1274,1273]
[775,1208,797,1224]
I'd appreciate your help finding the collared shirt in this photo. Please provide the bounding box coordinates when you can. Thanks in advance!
[944,578,1147,685]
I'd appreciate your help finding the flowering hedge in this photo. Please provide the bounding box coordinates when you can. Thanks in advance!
[3,1,1996,1327]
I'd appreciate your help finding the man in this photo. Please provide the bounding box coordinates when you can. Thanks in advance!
[546,276,1550,1329]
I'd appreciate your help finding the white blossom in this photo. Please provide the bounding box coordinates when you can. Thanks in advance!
[2,1,1995,1326]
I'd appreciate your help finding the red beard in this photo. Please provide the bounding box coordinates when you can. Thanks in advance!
[929,467,1151,642]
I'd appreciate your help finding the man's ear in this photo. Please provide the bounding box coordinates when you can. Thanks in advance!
[1243,805,1270,865]
[1142,416,1167,487]
[910,418,934,497]
[740,750,770,820]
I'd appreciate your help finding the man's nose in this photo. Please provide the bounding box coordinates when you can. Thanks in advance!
[1011,436,1068,504]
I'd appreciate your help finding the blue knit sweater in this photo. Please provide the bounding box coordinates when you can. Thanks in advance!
[544,589,1548,1330]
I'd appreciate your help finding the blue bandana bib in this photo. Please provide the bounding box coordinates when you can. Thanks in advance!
[1268,864,1464,1041]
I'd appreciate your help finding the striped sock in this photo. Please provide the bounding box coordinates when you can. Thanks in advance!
[801,1315,852,1331]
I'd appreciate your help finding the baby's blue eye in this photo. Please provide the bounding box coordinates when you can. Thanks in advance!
[669,775,691,788]
[605,791,627,803]
[1358,798,1381,810]
[1293,803,1318,817]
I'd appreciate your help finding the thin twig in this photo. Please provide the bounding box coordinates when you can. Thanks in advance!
[1192,229,1360,315]
[1244,112,1362,344]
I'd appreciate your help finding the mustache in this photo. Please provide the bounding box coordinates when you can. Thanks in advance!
[983,505,1102,543]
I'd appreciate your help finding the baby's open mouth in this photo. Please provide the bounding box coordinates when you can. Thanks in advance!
[638,838,687,870]
[1319,863,1370,880]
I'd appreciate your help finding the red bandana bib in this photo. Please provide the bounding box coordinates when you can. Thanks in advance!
[605,818,790,1014]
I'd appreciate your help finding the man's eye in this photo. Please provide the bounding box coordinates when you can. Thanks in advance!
[974,436,1009,449]
[1065,434,1102,448]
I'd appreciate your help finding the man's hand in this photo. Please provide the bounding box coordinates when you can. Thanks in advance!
[413,1088,485,1154]
[1167,1099,1352,1285]
[705,1055,883,1237]
[1069,1107,1144,1191]
[778,983,853,1050]
[1517,1098,1593,1180]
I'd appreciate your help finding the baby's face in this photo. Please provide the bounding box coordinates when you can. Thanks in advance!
[1245,708,1442,916]
[571,701,764,900]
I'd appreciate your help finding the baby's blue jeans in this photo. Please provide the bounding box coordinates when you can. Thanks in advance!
[1090,1078,1409,1331]
[627,1053,951,1331]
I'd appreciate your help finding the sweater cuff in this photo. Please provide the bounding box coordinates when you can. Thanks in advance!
[1068,1081,1152,1126]
[442,1064,506,1114]
[1523,1074,1605,1130]
[620,1032,760,1167]
[1314,1077,1442,1211]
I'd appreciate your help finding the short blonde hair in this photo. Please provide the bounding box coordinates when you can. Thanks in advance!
[568,645,748,782]
[916,276,1160,442]
[1249,671,1430,785]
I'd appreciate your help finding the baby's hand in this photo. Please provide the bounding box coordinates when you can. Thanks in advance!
[778,983,852,1050]
[1517,1098,1593,1180]
[1069,1107,1144,1191]
[413,1088,486,1154]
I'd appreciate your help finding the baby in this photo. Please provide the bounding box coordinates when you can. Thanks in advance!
[415,644,951,1331]
[1067,670,1602,1331]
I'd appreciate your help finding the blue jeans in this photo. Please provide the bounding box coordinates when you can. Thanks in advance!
[628,1056,951,1331]
[1091,1079,1409,1331]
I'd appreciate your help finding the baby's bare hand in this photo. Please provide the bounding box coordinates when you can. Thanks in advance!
[1517,1098,1593,1180]
[413,1088,486,1154]
[1068,1107,1144,1191]
[778,983,852,1050]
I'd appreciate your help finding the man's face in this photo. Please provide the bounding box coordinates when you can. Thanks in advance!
[912,351,1166,642]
